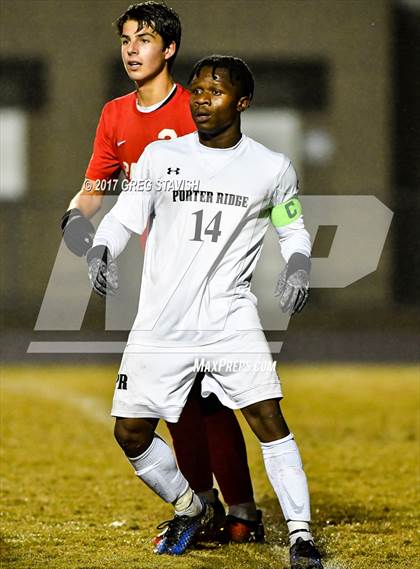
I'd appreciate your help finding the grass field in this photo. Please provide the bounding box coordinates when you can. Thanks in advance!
[1,364,419,569]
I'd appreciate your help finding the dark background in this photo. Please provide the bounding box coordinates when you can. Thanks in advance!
[1,0,419,362]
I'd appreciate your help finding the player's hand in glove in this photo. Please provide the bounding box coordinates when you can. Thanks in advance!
[61,208,95,257]
[275,252,311,315]
[86,245,118,297]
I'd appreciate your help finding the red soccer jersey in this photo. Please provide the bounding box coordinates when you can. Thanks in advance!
[85,84,195,181]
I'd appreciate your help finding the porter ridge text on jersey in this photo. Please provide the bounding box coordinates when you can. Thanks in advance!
[173,189,249,208]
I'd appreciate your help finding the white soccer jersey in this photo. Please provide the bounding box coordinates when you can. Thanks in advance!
[111,132,302,346]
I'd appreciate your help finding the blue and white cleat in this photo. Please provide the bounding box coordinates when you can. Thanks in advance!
[154,499,214,555]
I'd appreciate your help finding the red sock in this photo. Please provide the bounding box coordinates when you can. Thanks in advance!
[168,380,255,506]
[166,388,213,494]
[202,395,254,506]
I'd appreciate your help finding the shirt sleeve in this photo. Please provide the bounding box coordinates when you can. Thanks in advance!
[271,161,311,261]
[275,221,312,261]
[271,161,299,205]
[93,212,132,259]
[85,102,121,181]
[110,145,155,235]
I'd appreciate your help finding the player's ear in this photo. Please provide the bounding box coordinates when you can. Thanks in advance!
[163,41,176,62]
[237,96,250,113]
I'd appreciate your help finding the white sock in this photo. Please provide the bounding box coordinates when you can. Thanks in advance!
[228,502,258,521]
[261,433,311,525]
[174,487,203,517]
[287,520,313,546]
[128,434,189,504]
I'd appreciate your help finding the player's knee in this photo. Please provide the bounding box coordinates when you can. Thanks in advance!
[242,399,288,441]
[114,418,154,456]
[244,399,280,422]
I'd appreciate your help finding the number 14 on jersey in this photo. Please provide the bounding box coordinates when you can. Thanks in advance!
[191,210,222,243]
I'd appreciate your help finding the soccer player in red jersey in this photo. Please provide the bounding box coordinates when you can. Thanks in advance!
[61,1,262,542]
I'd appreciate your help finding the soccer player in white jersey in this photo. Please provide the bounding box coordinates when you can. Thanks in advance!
[61,1,262,542]
[86,55,323,568]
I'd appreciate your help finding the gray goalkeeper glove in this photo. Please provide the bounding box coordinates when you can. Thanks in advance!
[61,208,95,257]
[86,245,118,297]
[275,253,310,315]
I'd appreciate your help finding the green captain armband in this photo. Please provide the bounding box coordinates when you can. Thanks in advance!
[271,198,302,227]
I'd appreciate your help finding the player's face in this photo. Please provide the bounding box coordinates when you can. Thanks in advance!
[189,67,249,136]
[120,20,175,84]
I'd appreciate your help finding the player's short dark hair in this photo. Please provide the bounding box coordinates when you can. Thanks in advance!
[115,2,182,69]
[188,55,255,101]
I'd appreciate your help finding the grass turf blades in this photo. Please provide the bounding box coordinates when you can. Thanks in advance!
[1,364,418,568]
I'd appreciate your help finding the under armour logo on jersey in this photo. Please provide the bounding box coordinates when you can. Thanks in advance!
[167,167,180,175]
[116,373,128,390]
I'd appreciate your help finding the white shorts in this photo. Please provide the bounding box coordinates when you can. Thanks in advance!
[111,330,282,422]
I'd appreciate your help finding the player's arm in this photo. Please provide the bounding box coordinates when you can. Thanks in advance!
[69,181,106,218]
[61,103,120,257]
[270,163,312,315]
[87,147,154,297]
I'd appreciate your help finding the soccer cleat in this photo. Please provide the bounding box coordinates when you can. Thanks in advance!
[198,489,226,542]
[154,499,214,555]
[223,509,265,543]
[151,526,167,547]
[153,490,225,546]
[290,537,323,569]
